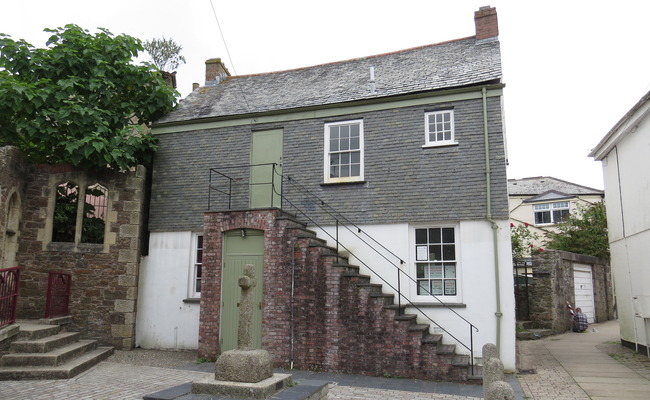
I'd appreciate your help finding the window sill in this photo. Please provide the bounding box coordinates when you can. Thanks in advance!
[183,298,201,304]
[46,242,107,253]
[422,142,459,149]
[320,180,366,187]
[410,302,466,308]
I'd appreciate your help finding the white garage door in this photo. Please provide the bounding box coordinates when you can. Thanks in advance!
[574,264,595,323]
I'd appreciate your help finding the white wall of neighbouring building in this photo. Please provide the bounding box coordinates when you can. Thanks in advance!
[136,231,200,350]
[590,90,650,354]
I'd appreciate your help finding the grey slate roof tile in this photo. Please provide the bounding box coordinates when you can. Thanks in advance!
[508,177,603,196]
[155,37,501,125]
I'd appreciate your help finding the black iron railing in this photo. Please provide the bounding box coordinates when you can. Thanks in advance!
[208,163,282,210]
[207,164,479,372]
[0,266,21,329]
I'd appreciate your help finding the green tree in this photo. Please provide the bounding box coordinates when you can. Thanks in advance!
[0,25,177,171]
[143,36,186,72]
[544,202,610,260]
[511,223,541,264]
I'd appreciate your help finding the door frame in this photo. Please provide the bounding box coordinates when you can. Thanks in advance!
[219,229,264,352]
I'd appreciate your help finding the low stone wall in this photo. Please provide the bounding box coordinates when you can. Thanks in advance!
[525,250,614,333]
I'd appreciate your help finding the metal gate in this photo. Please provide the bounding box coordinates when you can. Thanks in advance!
[45,272,72,318]
[0,266,21,328]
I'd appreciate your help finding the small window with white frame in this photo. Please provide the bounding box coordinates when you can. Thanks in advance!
[424,110,456,147]
[534,202,569,225]
[414,226,459,299]
[324,119,364,183]
[190,234,203,297]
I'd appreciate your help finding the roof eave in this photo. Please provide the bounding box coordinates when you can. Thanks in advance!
[152,80,504,130]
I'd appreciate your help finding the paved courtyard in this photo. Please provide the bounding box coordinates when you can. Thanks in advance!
[1,320,649,400]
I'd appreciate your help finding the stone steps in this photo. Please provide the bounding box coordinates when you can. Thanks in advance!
[0,319,114,380]
[0,347,114,380]
[283,216,474,381]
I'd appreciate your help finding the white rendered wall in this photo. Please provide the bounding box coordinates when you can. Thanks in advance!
[319,219,516,371]
[136,231,200,350]
[600,113,650,350]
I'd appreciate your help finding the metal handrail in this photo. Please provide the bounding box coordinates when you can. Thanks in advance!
[208,163,282,210]
[207,165,479,372]
[280,176,478,358]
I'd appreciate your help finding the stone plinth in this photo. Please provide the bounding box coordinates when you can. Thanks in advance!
[215,349,273,383]
[192,373,293,399]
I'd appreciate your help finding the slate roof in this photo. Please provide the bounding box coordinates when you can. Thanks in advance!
[155,36,502,125]
[508,177,603,197]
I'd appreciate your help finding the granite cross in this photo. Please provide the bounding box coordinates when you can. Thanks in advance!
[237,264,256,350]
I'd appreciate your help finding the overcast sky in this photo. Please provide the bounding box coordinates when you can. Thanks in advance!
[3,0,650,190]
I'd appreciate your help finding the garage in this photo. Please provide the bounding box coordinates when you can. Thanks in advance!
[574,264,596,323]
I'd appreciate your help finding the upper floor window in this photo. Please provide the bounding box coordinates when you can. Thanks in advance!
[424,110,456,147]
[324,120,364,183]
[415,226,458,298]
[534,202,569,225]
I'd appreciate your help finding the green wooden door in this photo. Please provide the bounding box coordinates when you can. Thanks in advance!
[250,129,283,208]
[220,229,264,353]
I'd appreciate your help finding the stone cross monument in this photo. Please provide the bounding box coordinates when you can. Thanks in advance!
[214,264,273,383]
[193,263,294,398]
[237,264,255,350]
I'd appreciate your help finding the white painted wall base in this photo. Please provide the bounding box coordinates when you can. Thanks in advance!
[136,231,200,350]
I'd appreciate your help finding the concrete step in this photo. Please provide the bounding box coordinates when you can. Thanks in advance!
[1,340,97,367]
[437,344,456,355]
[10,331,80,353]
[0,346,114,380]
[516,328,554,340]
[16,323,61,341]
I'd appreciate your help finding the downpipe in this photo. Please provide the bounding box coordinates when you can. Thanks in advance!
[482,87,503,353]
[289,236,297,369]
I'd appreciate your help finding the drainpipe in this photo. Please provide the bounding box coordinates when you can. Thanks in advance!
[289,237,297,369]
[482,87,503,353]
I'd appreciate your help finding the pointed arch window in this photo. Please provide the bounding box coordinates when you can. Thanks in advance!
[52,182,79,243]
[81,183,108,243]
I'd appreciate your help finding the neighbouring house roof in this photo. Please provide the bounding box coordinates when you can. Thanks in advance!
[508,177,603,197]
[155,36,502,126]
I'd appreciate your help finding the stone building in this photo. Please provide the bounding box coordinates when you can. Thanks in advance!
[0,146,146,349]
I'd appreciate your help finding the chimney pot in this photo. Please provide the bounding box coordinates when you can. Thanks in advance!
[205,58,231,84]
[474,6,499,40]
[192,82,199,91]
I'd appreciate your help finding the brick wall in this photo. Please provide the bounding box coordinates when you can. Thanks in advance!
[3,148,147,349]
[199,209,467,381]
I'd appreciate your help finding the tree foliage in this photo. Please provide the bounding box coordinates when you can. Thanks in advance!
[143,36,186,72]
[0,25,178,171]
[511,223,541,263]
[544,202,610,261]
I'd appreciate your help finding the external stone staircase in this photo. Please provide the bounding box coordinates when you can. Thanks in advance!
[0,316,113,380]
[281,215,479,382]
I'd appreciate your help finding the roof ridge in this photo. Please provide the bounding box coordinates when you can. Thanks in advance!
[228,36,478,80]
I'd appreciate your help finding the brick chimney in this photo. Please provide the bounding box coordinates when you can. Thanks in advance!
[205,58,231,85]
[474,6,499,40]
